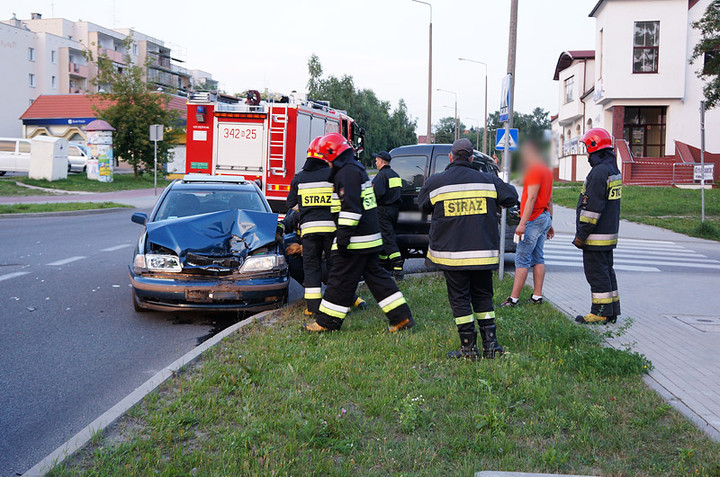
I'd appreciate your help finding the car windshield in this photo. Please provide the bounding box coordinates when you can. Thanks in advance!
[154,189,267,221]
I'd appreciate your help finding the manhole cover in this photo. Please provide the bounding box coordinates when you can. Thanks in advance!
[664,314,720,333]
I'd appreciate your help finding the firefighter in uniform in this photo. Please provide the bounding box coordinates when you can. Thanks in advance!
[574,128,622,324]
[287,137,366,314]
[303,133,415,333]
[418,138,518,359]
[372,151,404,277]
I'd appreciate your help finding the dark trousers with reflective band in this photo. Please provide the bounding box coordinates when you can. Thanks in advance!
[443,269,495,333]
[302,233,334,313]
[377,205,402,268]
[582,249,620,317]
[315,251,411,330]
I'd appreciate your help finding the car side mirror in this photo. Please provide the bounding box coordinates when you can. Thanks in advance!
[131,212,148,226]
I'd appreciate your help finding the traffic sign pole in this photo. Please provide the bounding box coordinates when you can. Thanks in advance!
[701,101,706,223]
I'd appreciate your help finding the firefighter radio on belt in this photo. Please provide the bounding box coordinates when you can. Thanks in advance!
[184,90,365,212]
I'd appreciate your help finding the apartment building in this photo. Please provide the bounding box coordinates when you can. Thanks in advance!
[551,0,720,184]
[0,13,216,136]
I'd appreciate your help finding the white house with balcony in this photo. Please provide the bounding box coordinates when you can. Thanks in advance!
[552,0,720,185]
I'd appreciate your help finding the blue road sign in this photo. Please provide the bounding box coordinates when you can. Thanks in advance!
[499,74,512,122]
[495,128,519,151]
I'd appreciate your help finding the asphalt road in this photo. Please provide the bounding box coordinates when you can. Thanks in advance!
[0,209,301,476]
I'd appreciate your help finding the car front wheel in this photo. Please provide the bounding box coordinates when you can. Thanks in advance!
[0,171,6,176]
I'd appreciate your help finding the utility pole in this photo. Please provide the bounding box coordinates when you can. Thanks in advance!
[498,0,519,279]
[701,101,706,223]
[412,1,433,143]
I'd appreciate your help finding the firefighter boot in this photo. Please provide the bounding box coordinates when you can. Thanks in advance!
[478,321,504,359]
[354,296,368,310]
[575,313,609,324]
[301,322,331,333]
[447,331,480,360]
[388,316,415,333]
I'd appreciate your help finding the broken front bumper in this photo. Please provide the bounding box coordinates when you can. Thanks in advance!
[129,267,289,312]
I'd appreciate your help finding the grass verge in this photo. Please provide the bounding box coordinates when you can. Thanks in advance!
[14,174,172,193]
[553,185,720,241]
[0,202,130,214]
[0,178,54,196]
[50,275,720,476]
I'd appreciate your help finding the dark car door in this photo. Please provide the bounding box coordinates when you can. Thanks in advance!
[391,154,429,213]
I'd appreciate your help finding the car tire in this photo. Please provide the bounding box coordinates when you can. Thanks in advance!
[0,171,6,176]
[132,289,148,313]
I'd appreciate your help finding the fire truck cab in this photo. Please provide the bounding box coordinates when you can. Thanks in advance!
[185,91,364,212]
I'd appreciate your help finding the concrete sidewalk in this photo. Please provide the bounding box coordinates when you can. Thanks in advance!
[0,188,160,209]
[537,205,720,440]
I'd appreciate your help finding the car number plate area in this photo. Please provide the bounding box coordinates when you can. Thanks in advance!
[185,289,241,303]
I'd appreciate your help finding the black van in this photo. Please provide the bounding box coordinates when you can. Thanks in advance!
[388,144,520,258]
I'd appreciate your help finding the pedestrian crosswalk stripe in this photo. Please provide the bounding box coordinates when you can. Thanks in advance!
[545,260,660,273]
[538,236,718,272]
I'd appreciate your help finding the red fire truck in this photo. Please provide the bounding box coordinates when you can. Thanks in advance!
[185,91,364,212]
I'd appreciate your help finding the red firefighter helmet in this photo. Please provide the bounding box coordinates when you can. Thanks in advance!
[307,136,323,159]
[317,133,352,162]
[581,128,613,154]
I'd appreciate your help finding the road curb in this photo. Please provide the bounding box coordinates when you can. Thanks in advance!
[22,308,279,477]
[0,207,132,219]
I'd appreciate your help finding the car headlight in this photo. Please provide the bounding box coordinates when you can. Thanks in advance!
[145,254,182,272]
[240,254,287,274]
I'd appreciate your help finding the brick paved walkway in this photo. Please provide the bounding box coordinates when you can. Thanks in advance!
[534,205,720,440]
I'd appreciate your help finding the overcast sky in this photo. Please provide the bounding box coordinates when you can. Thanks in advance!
[11,0,598,132]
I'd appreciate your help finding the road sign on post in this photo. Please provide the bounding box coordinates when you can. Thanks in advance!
[499,74,512,123]
[495,128,519,151]
[150,124,164,196]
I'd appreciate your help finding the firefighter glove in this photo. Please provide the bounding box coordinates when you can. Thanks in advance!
[572,236,585,249]
[336,229,351,252]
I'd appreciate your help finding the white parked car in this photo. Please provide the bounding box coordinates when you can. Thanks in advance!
[0,137,88,175]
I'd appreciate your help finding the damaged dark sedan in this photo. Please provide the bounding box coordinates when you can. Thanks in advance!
[129,175,289,313]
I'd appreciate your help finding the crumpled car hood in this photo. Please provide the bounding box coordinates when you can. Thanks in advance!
[145,209,278,268]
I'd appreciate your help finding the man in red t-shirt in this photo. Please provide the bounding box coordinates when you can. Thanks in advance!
[500,141,554,307]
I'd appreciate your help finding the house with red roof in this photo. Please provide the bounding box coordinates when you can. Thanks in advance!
[19,93,186,146]
[551,0,720,185]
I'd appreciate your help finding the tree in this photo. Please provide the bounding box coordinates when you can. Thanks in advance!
[306,55,417,164]
[433,117,466,144]
[487,107,550,154]
[692,0,720,109]
[87,36,182,177]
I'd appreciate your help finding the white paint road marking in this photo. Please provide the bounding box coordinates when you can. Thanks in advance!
[100,244,133,252]
[0,271,31,282]
[545,260,661,273]
[47,256,86,266]
[543,248,715,263]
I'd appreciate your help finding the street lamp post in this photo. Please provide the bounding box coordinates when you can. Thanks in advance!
[411,0,432,144]
[437,88,458,140]
[466,117,480,150]
[458,57,488,154]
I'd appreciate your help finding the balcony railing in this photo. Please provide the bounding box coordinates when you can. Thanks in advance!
[99,48,125,64]
[69,62,89,78]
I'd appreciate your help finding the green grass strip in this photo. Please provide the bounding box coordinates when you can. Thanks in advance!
[51,275,720,476]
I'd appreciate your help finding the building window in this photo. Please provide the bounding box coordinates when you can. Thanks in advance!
[704,49,719,75]
[28,47,35,61]
[587,118,593,130]
[633,21,660,73]
[29,74,35,87]
[51,75,56,89]
[598,28,604,79]
[132,43,138,55]
[623,106,667,157]
[51,50,56,63]
[29,99,34,107]
[564,76,575,104]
